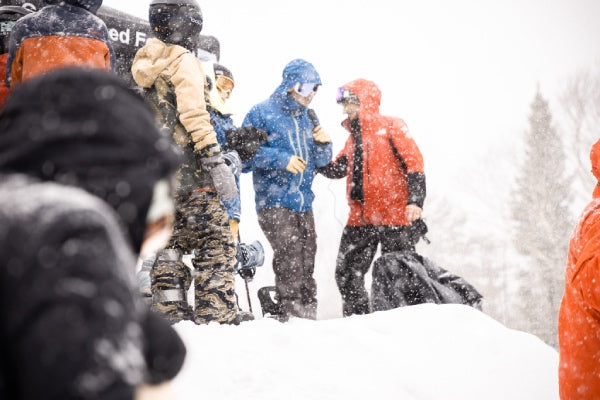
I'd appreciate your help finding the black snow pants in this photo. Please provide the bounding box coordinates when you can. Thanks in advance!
[335,225,415,317]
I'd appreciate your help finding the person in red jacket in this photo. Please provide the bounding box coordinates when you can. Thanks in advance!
[6,0,114,88]
[558,138,600,399]
[318,78,426,316]
[0,5,31,107]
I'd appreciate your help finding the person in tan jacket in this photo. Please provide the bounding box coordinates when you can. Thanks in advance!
[131,0,242,325]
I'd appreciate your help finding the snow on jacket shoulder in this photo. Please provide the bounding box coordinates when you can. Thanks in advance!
[6,3,114,87]
[338,78,425,226]
[242,59,332,213]
[132,38,218,154]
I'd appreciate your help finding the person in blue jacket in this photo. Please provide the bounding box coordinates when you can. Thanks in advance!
[242,58,332,321]
[205,61,242,237]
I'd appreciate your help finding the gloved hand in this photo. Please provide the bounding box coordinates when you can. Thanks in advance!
[201,153,238,201]
[286,155,307,174]
[225,126,268,162]
[313,126,331,143]
[223,150,242,177]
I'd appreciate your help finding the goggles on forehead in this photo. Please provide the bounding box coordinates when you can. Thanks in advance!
[336,87,360,104]
[216,74,234,92]
[293,82,319,97]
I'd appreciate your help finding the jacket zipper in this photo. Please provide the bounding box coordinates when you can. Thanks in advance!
[291,116,305,211]
[366,140,371,184]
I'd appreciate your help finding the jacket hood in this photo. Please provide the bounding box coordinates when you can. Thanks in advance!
[341,78,382,115]
[0,67,182,251]
[591,138,600,198]
[272,58,321,101]
[43,0,103,14]
[132,38,189,88]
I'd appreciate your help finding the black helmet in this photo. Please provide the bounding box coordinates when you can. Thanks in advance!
[0,5,31,54]
[149,0,203,51]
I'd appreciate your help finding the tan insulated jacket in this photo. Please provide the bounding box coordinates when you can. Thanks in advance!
[131,38,218,154]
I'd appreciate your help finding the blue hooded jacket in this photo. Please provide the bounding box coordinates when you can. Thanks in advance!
[242,59,332,213]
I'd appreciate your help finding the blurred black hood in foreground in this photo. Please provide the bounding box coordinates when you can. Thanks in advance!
[0,67,181,250]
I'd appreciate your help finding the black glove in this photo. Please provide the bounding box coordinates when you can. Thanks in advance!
[142,311,187,384]
[200,152,238,201]
[406,218,430,245]
[225,126,268,162]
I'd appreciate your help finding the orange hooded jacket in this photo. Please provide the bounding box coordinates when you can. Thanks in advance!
[6,1,113,87]
[558,138,600,399]
[328,79,425,227]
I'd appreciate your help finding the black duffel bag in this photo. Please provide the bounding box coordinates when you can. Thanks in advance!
[371,251,483,312]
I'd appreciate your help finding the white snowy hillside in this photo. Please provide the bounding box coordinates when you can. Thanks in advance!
[172,305,558,400]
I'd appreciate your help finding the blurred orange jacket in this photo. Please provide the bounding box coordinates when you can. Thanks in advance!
[10,36,111,86]
[6,2,113,87]
[558,138,600,399]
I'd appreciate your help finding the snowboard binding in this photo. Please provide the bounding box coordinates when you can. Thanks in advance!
[257,286,284,319]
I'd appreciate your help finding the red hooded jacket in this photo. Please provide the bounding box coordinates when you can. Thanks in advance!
[558,138,600,399]
[0,54,9,108]
[323,79,425,227]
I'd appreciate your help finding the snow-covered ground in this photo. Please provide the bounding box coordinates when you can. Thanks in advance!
[172,304,558,400]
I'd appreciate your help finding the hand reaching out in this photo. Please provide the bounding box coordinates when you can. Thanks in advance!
[313,126,331,143]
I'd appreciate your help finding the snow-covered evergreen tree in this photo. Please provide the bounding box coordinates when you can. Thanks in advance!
[510,89,572,348]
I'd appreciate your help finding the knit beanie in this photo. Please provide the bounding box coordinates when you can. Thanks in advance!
[0,67,182,250]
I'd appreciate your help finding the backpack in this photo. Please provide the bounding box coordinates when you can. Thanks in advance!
[371,251,483,312]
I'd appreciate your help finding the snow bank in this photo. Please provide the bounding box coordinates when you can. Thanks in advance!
[173,304,558,400]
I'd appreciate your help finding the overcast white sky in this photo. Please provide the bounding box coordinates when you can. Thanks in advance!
[104,0,600,189]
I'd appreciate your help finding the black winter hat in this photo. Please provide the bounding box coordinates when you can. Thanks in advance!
[0,67,182,251]
[213,62,234,83]
[149,0,202,52]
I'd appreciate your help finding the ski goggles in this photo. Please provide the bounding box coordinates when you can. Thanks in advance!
[216,74,234,92]
[336,87,360,104]
[0,21,16,35]
[293,82,320,97]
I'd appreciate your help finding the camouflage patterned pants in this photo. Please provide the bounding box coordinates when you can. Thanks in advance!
[151,190,237,324]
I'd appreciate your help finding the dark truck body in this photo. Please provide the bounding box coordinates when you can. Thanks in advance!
[1,0,220,85]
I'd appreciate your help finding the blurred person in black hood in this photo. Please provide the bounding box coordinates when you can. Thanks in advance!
[0,67,186,399]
